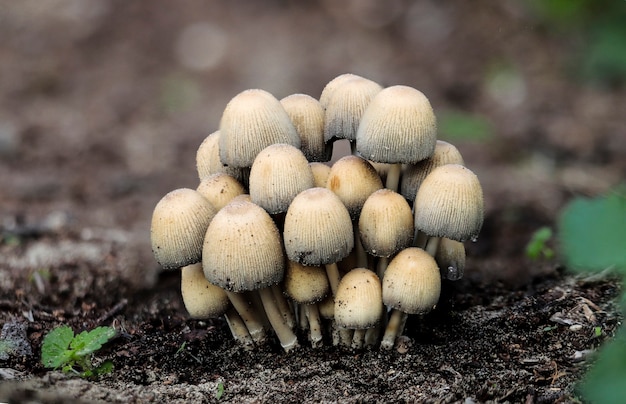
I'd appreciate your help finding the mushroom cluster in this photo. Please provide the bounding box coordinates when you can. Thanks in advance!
[150,73,484,352]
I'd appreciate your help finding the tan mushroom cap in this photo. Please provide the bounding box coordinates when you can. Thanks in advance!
[414,164,484,242]
[196,131,244,182]
[309,162,331,188]
[181,263,230,319]
[435,238,466,281]
[319,73,364,109]
[196,172,246,211]
[283,187,354,266]
[334,268,383,329]
[359,189,414,258]
[202,199,284,292]
[400,140,465,202]
[219,89,300,168]
[356,85,437,164]
[280,94,332,162]
[249,143,315,215]
[382,247,441,314]
[326,155,383,220]
[283,260,329,304]
[150,188,217,270]
[323,76,383,143]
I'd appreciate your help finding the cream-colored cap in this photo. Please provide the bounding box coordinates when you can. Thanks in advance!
[334,268,383,329]
[181,263,230,319]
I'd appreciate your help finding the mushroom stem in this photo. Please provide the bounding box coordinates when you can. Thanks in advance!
[225,291,267,344]
[258,287,299,351]
[339,328,354,347]
[376,256,389,280]
[305,303,323,348]
[385,163,402,192]
[353,222,368,268]
[425,236,441,257]
[325,262,341,296]
[364,323,381,348]
[381,309,408,350]
[413,229,428,248]
[272,284,296,330]
[224,307,254,350]
[351,329,366,349]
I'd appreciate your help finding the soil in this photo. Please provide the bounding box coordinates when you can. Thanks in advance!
[1,1,624,403]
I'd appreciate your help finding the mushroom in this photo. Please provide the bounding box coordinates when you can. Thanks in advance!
[381,247,441,350]
[150,188,217,270]
[334,268,383,349]
[283,187,354,295]
[202,198,298,351]
[319,73,364,109]
[323,76,383,152]
[181,263,253,349]
[196,172,246,211]
[280,94,332,162]
[309,162,331,188]
[284,260,330,347]
[195,130,244,183]
[435,237,466,281]
[400,140,465,204]
[358,189,414,279]
[356,85,437,191]
[413,164,484,256]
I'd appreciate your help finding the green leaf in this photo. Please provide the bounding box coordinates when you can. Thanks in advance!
[438,109,493,142]
[216,382,225,400]
[558,190,626,274]
[526,226,553,260]
[41,326,75,369]
[70,326,116,357]
[580,326,626,402]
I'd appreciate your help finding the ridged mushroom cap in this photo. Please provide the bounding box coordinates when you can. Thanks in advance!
[359,189,414,258]
[249,143,315,214]
[334,268,383,329]
[196,172,246,211]
[196,131,244,182]
[400,140,465,202]
[435,238,466,281]
[356,85,437,164]
[326,155,383,220]
[323,76,383,143]
[202,199,284,292]
[283,260,329,304]
[280,94,332,162]
[309,162,331,188]
[218,89,300,168]
[150,188,217,270]
[283,187,354,266]
[319,73,364,108]
[414,164,484,242]
[382,247,441,314]
[181,263,230,319]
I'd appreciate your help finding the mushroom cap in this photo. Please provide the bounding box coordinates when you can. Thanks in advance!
[334,268,383,329]
[150,188,217,270]
[400,140,465,202]
[196,131,244,182]
[382,247,441,314]
[283,260,329,304]
[435,238,466,281]
[283,187,354,266]
[359,189,414,258]
[356,85,437,164]
[414,164,484,242]
[196,172,246,211]
[323,76,383,143]
[181,263,230,319]
[249,143,315,215]
[319,73,364,109]
[280,94,332,162]
[202,198,284,292]
[326,155,383,220]
[218,89,301,168]
[309,162,331,188]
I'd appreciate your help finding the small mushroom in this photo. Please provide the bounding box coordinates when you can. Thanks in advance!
[281,94,332,162]
[356,85,437,191]
[319,73,364,109]
[435,238,466,281]
[309,162,331,188]
[196,130,244,182]
[381,247,441,350]
[334,268,383,349]
[150,188,217,270]
[196,172,246,211]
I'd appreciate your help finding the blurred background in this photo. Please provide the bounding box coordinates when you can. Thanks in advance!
[1,0,624,289]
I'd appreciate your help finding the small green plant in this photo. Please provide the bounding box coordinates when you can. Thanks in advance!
[526,226,554,260]
[216,382,225,400]
[438,109,493,142]
[41,325,116,379]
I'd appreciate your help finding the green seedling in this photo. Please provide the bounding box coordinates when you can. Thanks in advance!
[41,325,116,379]
[216,382,225,400]
[526,226,554,260]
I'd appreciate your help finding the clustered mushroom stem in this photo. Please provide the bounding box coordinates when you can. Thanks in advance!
[325,263,341,296]
[339,328,354,347]
[364,322,381,347]
[225,291,267,344]
[258,287,299,351]
[376,256,389,280]
[381,309,408,350]
[305,303,323,348]
[425,236,441,257]
[272,284,296,330]
[224,307,255,350]
[385,163,402,192]
[351,329,367,349]
[353,223,368,268]
[413,229,428,248]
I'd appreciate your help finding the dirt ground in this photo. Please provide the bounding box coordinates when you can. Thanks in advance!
[0,1,624,403]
